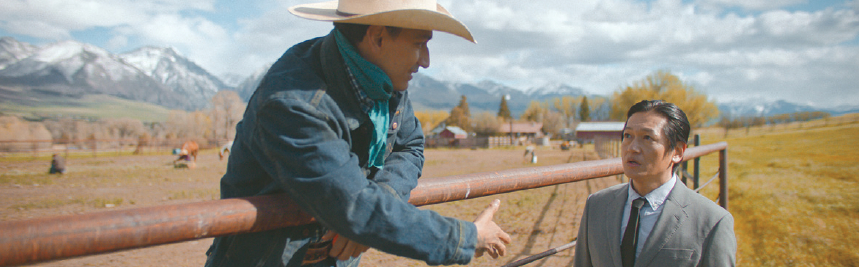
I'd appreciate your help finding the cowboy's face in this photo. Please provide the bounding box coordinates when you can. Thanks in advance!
[621,111,683,183]
[363,27,432,91]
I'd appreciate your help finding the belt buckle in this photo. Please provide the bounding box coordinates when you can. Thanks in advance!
[301,239,333,265]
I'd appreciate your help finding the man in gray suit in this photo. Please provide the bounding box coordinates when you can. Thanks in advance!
[574,100,736,267]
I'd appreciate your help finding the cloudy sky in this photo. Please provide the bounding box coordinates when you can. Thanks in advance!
[2,0,858,107]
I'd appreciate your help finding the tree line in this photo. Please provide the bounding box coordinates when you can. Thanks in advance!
[3,70,728,149]
[718,111,832,136]
[0,91,245,152]
[416,70,720,139]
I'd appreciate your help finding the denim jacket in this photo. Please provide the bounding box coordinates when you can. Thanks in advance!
[204,31,477,267]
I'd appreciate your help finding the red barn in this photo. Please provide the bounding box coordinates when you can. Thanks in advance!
[575,122,625,143]
[438,126,468,139]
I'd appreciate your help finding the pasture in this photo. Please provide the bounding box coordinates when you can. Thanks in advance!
[698,113,859,266]
[0,144,615,266]
[1,113,857,266]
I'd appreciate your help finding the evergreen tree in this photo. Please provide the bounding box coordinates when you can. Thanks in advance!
[446,95,472,131]
[579,95,590,122]
[457,95,471,117]
[497,95,511,121]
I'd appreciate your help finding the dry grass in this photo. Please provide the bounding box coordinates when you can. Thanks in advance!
[696,114,859,266]
[3,113,858,266]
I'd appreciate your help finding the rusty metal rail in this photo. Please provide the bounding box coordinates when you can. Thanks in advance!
[0,142,728,266]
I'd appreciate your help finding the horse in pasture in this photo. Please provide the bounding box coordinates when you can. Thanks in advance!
[173,141,199,168]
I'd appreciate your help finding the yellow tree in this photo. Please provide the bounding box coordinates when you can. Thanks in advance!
[521,100,547,122]
[610,71,719,127]
[414,110,449,135]
[552,96,581,123]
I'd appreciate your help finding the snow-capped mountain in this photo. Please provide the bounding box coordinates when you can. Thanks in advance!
[119,47,227,110]
[407,73,592,117]
[527,83,586,100]
[0,37,37,69]
[0,38,185,109]
[234,63,271,101]
[718,99,859,118]
[3,37,852,120]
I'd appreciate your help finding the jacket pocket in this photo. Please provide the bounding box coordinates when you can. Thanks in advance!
[657,248,697,266]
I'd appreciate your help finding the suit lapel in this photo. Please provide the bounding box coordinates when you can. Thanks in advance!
[636,179,690,267]
[604,183,629,267]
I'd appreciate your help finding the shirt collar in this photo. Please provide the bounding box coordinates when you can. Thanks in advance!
[342,62,375,114]
[627,174,677,210]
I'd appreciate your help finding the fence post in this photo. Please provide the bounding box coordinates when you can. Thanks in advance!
[681,161,688,185]
[719,148,728,210]
[693,134,700,189]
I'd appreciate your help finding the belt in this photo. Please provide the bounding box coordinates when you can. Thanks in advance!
[299,225,336,265]
[302,238,334,265]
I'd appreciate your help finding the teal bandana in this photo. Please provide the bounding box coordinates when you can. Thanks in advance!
[333,29,393,170]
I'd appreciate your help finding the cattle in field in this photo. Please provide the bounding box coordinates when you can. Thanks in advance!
[219,140,234,160]
[173,141,199,168]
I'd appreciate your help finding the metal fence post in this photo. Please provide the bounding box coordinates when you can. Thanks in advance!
[694,134,700,189]
[719,148,728,210]
[681,161,688,185]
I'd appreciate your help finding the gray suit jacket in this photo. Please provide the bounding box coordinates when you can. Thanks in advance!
[574,179,736,267]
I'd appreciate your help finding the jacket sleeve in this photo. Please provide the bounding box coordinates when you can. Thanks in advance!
[373,96,423,201]
[252,97,475,265]
[574,195,594,267]
[699,213,737,267]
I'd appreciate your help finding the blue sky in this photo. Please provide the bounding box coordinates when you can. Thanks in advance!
[1,0,858,107]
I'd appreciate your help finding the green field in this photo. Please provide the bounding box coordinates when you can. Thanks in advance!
[0,94,171,122]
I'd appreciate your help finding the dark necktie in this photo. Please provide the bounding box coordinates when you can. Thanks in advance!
[621,198,646,267]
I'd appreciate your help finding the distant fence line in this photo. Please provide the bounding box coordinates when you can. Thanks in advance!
[5,136,552,156]
[593,135,621,159]
[0,138,232,157]
[425,136,551,149]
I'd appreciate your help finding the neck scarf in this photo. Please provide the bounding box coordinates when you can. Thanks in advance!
[334,29,393,170]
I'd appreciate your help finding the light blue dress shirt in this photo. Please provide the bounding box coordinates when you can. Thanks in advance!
[619,175,677,258]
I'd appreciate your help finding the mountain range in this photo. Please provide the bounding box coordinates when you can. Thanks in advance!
[1,36,855,119]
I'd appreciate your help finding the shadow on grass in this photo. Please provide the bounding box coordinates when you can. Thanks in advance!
[504,184,561,266]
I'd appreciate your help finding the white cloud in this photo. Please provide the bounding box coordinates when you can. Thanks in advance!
[696,0,808,11]
[0,0,216,39]
[2,0,857,106]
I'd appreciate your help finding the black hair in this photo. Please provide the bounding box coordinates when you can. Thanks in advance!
[333,23,403,47]
[622,100,691,171]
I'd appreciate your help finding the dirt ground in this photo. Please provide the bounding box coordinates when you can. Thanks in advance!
[0,145,619,267]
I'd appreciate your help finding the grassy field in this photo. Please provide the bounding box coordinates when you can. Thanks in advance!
[0,94,171,122]
[695,113,859,266]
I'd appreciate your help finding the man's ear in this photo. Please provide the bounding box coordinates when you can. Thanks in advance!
[363,25,386,52]
[672,142,687,164]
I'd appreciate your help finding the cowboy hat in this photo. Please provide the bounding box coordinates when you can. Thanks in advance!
[288,0,475,43]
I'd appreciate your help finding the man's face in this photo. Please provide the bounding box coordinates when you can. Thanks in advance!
[368,28,432,91]
[621,111,683,183]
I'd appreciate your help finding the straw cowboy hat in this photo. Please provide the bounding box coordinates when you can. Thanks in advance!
[288,0,475,43]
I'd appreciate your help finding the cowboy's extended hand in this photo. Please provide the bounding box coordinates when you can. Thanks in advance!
[473,199,512,259]
[324,231,370,261]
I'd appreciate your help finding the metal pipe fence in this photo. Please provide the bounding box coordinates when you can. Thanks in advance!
[0,142,728,266]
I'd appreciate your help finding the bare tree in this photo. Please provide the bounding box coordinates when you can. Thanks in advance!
[209,90,246,141]
[472,112,501,137]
